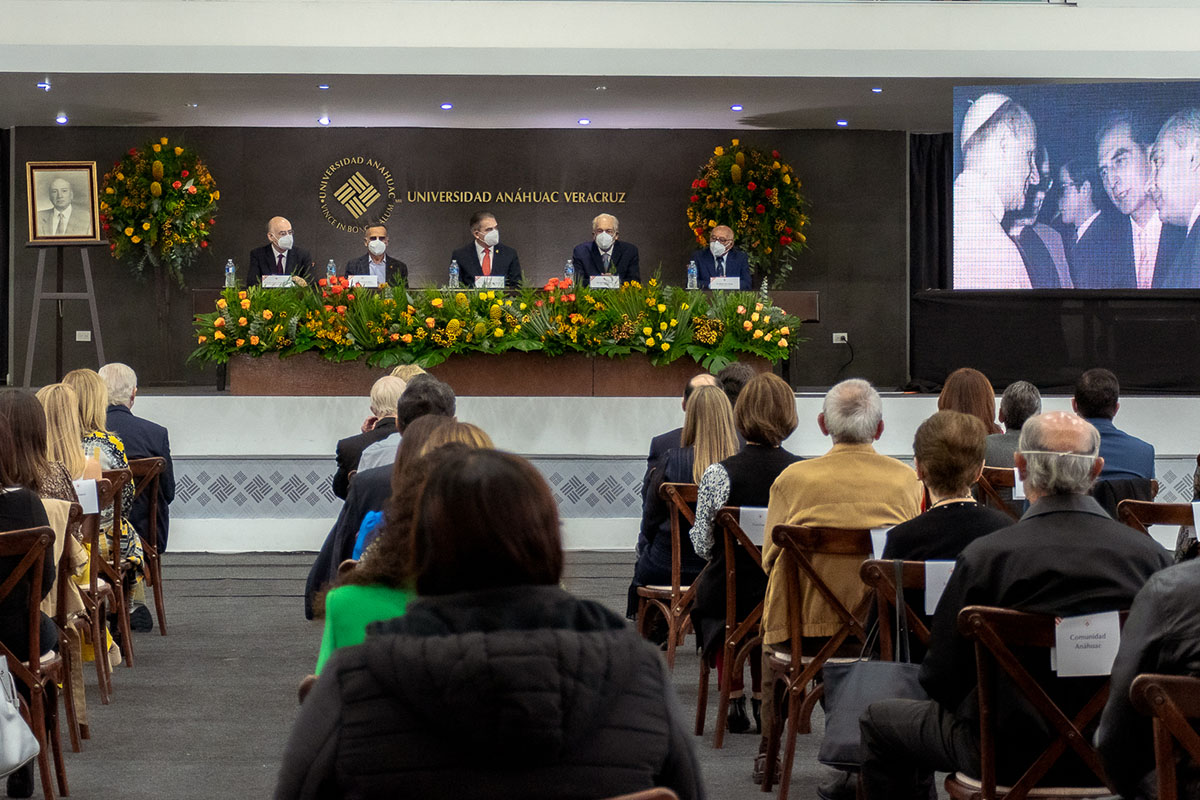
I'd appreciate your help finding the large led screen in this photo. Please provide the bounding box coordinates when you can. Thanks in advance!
[953,82,1200,290]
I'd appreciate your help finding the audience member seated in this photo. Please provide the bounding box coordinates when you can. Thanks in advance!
[984,380,1041,468]
[716,361,757,409]
[62,368,151,630]
[859,411,1171,799]
[937,367,1002,435]
[1073,367,1154,480]
[277,449,705,800]
[356,365,427,470]
[37,384,102,483]
[629,385,738,624]
[689,373,800,735]
[1097,558,1200,799]
[100,363,176,553]
[356,370,446,472]
[330,375,407,500]
[0,389,79,504]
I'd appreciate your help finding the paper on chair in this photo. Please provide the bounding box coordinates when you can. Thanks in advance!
[870,528,891,560]
[72,479,99,515]
[1053,611,1121,677]
[1148,520,1178,551]
[739,507,768,546]
[1012,467,1025,499]
[924,561,955,615]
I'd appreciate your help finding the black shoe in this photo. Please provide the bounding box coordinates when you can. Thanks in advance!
[751,698,762,734]
[727,696,751,734]
[816,769,858,800]
[7,764,34,798]
[130,605,154,633]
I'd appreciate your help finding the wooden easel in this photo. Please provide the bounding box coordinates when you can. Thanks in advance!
[22,244,106,388]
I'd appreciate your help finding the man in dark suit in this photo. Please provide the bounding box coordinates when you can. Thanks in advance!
[344,223,407,286]
[860,411,1170,799]
[331,375,407,500]
[1058,161,1127,288]
[98,363,175,554]
[571,213,640,286]
[1151,109,1200,289]
[690,226,753,290]
[450,211,522,288]
[247,216,313,285]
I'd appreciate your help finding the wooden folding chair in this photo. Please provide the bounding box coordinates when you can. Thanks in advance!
[48,502,86,752]
[99,468,136,668]
[694,506,764,748]
[759,524,873,800]
[945,606,1124,800]
[977,467,1021,522]
[602,789,680,800]
[77,487,116,705]
[859,559,933,661]
[0,526,68,800]
[128,457,168,635]
[1131,673,1200,800]
[1118,499,1192,536]
[635,482,700,670]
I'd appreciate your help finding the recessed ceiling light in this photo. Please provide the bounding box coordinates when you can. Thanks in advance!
[871,87,883,94]
[185,102,199,109]
[55,113,68,125]
[836,119,849,127]
[595,85,607,92]
[440,102,453,110]
[730,104,744,112]
[317,84,330,90]
[578,118,591,126]
[317,115,331,126]
[36,79,51,92]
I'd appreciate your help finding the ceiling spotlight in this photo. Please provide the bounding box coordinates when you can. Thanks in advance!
[871,87,883,94]
[36,79,51,92]
[185,102,199,109]
[836,119,849,127]
[595,85,607,92]
[578,118,591,126]
[730,104,744,112]
[440,102,453,110]
[317,84,330,90]
[317,115,331,126]
[55,113,68,125]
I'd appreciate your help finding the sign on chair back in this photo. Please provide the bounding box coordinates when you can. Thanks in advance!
[977,467,1021,522]
[635,482,699,670]
[1130,673,1200,800]
[128,457,167,635]
[945,606,1124,800]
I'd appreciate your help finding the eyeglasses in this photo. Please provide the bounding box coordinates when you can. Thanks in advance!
[711,236,734,244]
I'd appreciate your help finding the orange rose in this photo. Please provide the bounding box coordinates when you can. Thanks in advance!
[240,299,251,310]
[336,305,347,314]
[249,335,260,345]
[262,309,273,320]
[425,317,436,328]
[235,338,245,347]
[213,317,226,328]
[390,333,400,341]
[401,334,413,344]
[197,335,207,344]
[238,317,247,326]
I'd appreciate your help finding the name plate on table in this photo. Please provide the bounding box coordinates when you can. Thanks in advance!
[261,275,294,288]
[474,276,506,290]
[709,277,740,291]
[589,275,620,290]
[1052,611,1121,677]
[347,275,379,288]
[71,479,99,515]
[739,507,768,546]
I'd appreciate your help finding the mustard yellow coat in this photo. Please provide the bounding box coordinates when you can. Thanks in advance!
[760,442,922,643]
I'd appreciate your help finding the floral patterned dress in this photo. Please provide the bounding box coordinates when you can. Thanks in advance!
[82,430,146,601]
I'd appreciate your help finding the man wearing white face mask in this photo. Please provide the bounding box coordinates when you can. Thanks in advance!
[346,223,408,286]
[690,225,753,290]
[247,215,314,285]
[450,210,523,289]
[571,213,640,285]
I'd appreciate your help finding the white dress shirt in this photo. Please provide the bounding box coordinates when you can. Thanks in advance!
[368,255,387,283]
[1130,211,1163,289]
[953,171,1031,289]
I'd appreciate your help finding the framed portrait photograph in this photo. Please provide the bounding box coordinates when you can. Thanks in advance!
[26,161,101,244]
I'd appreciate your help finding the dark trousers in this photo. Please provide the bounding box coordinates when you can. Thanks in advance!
[859,699,979,800]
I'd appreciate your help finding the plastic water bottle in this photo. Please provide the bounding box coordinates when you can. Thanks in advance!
[325,259,337,282]
[223,258,236,288]
[449,259,460,289]
[686,260,698,290]
[564,259,575,285]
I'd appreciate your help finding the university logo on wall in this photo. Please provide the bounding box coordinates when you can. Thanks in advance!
[317,156,397,232]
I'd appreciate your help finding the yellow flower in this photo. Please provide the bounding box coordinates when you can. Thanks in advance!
[659,322,668,331]
[213,331,225,340]
[755,303,764,311]
[150,182,162,197]
[681,303,689,310]
[131,235,141,244]
[485,291,495,300]
[262,309,273,320]
[780,326,790,336]
[116,173,124,181]
[197,335,207,344]
[105,187,114,195]
[249,335,260,345]
[643,327,653,336]
[519,302,527,311]
[779,338,789,348]
[174,146,183,156]
[661,342,670,351]
[152,144,161,153]
[152,161,164,180]
[212,190,220,200]
[493,328,504,338]
[240,298,251,310]
[431,297,444,308]
[645,337,655,347]
[731,138,739,146]
[753,330,764,339]
[238,317,247,326]
[764,315,771,323]
[708,220,717,228]
[649,278,658,287]
[670,319,678,327]
[772,161,781,169]
[743,321,753,331]
[235,338,245,347]
[216,298,227,309]
[751,312,760,322]
[764,334,772,342]
[714,146,724,156]
[123,227,134,236]
[783,174,792,184]
[142,222,151,231]
[160,137,169,146]
[656,304,666,313]
[238,291,247,299]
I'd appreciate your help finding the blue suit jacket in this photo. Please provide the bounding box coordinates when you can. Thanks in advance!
[1086,417,1155,481]
[105,404,175,552]
[1156,223,1200,289]
[690,248,753,290]
[450,242,523,288]
[572,240,640,285]
[1068,212,1129,289]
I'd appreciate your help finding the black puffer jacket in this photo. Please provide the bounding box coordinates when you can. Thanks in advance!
[276,585,705,800]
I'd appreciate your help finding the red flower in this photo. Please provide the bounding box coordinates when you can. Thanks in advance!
[347,294,355,301]
[690,179,700,189]
[209,219,216,224]
[772,150,780,158]
[535,300,544,307]
[336,305,347,314]
[689,195,699,203]
[785,227,793,234]
[698,179,708,188]
[331,285,344,295]
[187,186,197,195]
[755,204,766,214]
[566,293,575,302]
[181,170,189,178]
[102,223,110,231]
[318,278,328,287]
[324,305,334,311]
[128,148,137,155]
[779,235,792,245]
[172,180,182,189]
[746,181,757,191]
[201,241,209,248]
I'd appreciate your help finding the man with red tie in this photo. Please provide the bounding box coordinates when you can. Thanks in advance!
[247,215,314,285]
[450,210,523,289]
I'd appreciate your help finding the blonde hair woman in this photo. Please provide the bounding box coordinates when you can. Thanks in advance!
[36,384,101,481]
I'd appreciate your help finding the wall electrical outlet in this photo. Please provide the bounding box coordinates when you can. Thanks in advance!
[75,330,92,342]
[832,332,849,344]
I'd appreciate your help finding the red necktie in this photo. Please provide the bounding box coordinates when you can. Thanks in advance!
[481,247,492,276]
[277,253,285,273]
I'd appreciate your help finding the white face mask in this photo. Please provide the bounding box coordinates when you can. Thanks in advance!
[482,229,500,248]
[595,232,615,251]
[275,234,294,251]
[709,241,728,258]
[367,239,387,257]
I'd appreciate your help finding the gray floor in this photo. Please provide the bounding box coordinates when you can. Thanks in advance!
[58,551,853,799]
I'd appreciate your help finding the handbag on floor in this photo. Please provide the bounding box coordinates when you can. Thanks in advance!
[817,560,929,770]
[0,657,39,777]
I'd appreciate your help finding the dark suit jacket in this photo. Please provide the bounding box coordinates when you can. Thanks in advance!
[344,254,408,286]
[572,240,640,285]
[247,244,313,286]
[1068,212,1130,288]
[637,427,682,557]
[106,404,175,552]
[332,417,397,500]
[690,248,753,290]
[450,242,522,288]
[303,465,393,619]
[1156,222,1200,289]
[922,494,1170,784]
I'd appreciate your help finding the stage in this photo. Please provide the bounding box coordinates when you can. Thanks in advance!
[135,391,1200,554]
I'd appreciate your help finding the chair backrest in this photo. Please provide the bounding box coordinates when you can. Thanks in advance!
[602,789,681,800]
[957,605,1125,797]
[1130,673,1200,800]
[53,502,84,625]
[128,457,164,551]
[1118,500,1193,535]
[977,467,1020,521]
[99,469,132,568]
[82,479,116,590]
[0,527,54,675]
[714,506,764,640]
[859,559,932,661]
[1092,478,1156,520]
[658,482,699,596]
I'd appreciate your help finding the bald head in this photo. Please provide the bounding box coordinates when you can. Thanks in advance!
[683,373,718,410]
[1016,411,1103,499]
[267,216,294,251]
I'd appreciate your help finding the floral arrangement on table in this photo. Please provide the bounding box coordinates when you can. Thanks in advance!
[191,276,802,371]
[686,138,810,289]
[100,136,219,286]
